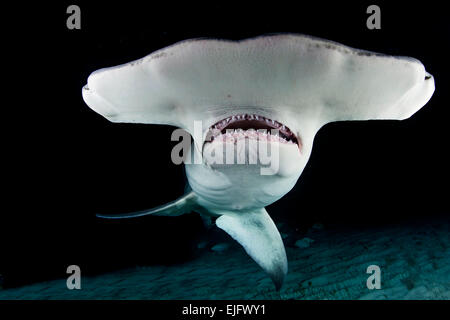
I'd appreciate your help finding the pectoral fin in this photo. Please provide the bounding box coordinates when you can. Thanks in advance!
[216,208,288,290]
[96,191,198,219]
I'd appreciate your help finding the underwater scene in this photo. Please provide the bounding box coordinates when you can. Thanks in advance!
[1,2,449,304]
[1,217,449,299]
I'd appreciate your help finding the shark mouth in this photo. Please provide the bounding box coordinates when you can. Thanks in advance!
[205,114,300,147]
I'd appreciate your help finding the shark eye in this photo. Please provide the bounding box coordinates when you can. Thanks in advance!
[425,75,432,80]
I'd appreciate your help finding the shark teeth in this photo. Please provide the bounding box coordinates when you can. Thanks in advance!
[208,129,294,144]
[207,113,298,145]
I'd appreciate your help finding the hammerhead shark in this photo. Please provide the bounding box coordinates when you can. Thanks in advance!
[82,34,434,290]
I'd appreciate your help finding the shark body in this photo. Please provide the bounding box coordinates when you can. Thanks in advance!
[83,34,434,289]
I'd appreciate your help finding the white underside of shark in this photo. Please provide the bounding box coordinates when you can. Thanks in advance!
[82,34,434,290]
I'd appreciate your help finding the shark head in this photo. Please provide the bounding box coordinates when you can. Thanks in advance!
[82,34,434,290]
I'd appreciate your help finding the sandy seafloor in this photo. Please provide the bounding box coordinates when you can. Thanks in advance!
[1,217,449,300]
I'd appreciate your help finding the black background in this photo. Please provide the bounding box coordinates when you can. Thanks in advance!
[2,1,449,289]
